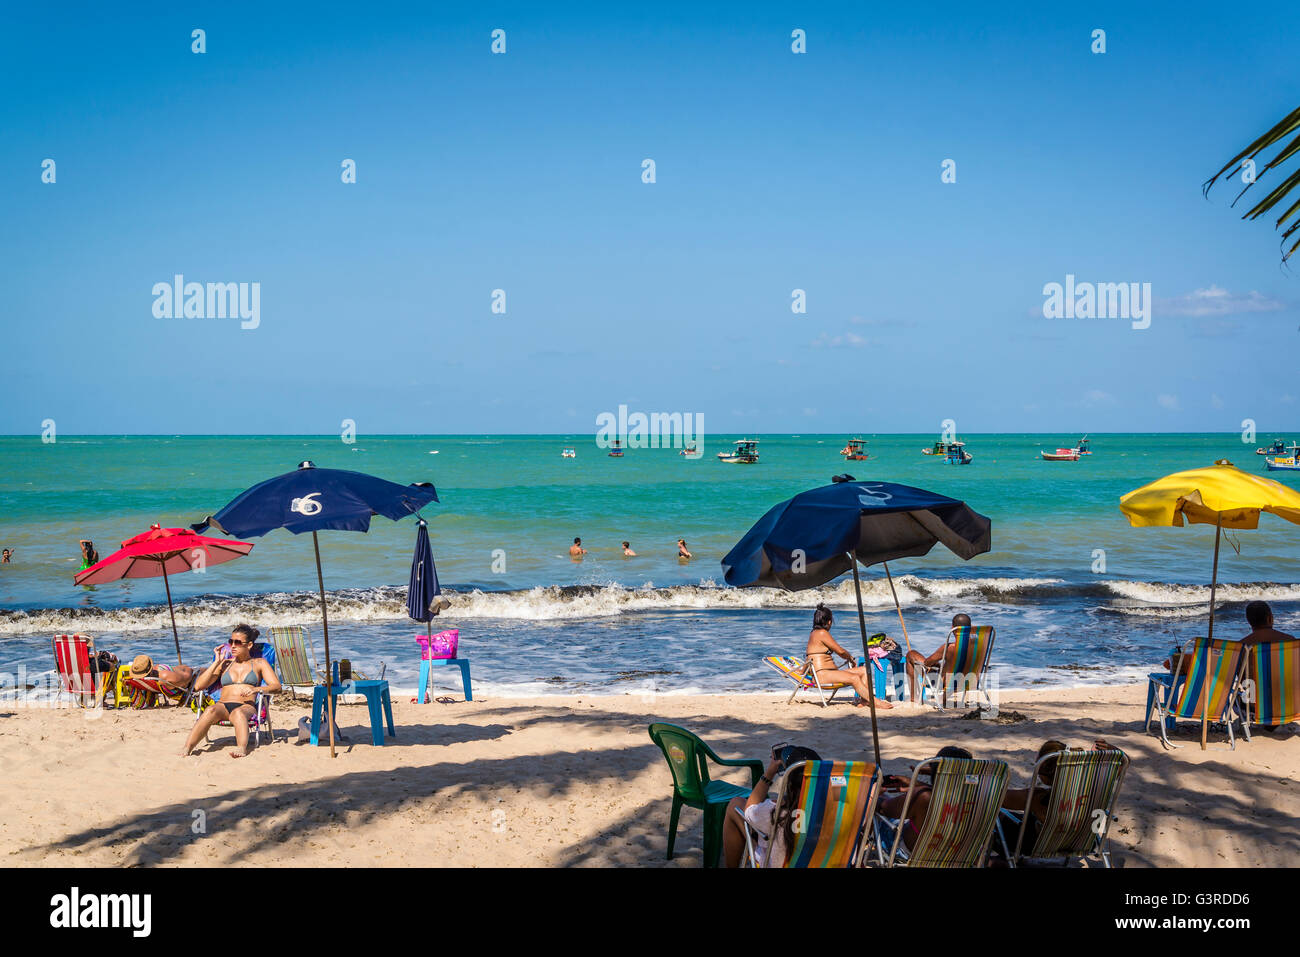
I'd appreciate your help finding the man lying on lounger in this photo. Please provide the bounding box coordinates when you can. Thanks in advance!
[904,613,971,702]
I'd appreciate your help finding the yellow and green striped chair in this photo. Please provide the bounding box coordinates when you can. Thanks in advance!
[1155,637,1247,749]
[919,625,997,709]
[999,747,1130,867]
[878,756,1010,867]
[1240,638,1300,736]
[741,760,880,868]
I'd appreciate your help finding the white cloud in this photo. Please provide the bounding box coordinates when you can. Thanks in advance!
[1081,389,1117,407]
[1157,285,1286,317]
[811,331,867,348]
[1157,393,1180,411]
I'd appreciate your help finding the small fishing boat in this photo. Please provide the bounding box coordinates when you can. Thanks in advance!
[717,438,760,464]
[840,438,869,461]
[1265,455,1300,471]
[1041,448,1080,461]
[943,441,972,465]
[561,448,576,458]
[679,444,702,458]
[921,439,946,455]
[1074,435,1092,455]
[608,439,624,458]
[1257,439,1296,456]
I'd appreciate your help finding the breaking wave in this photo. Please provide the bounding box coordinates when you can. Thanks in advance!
[3,575,1298,635]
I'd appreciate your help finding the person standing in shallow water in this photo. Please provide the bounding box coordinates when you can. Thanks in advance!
[622,541,636,556]
[569,537,587,559]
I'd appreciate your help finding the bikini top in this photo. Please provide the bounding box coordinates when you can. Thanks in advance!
[220,663,261,687]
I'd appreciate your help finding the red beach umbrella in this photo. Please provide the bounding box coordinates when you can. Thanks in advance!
[74,524,254,663]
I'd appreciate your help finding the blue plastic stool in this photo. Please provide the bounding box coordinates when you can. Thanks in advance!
[310,680,395,746]
[1145,672,1177,733]
[417,657,473,702]
[855,656,906,702]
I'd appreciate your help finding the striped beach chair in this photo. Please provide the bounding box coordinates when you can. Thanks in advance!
[1154,637,1247,749]
[764,655,854,707]
[268,625,325,700]
[51,634,112,708]
[877,756,1010,867]
[998,747,1130,867]
[918,625,997,709]
[741,760,880,868]
[1240,638,1300,737]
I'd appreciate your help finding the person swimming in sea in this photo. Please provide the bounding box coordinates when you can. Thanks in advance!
[182,624,281,758]
[622,541,637,557]
[1,548,11,563]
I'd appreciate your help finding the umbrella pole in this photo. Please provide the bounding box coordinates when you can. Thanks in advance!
[882,562,913,655]
[1203,517,1223,750]
[161,565,182,664]
[847,553,882,767]
[313,530,336,759]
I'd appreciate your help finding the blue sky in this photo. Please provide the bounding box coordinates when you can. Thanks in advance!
[2,1,1296,435]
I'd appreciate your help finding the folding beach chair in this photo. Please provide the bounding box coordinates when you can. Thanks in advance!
[764,655,855,707]
[875,756,1010,867]
[996,747,1129,868]
[647,722,764,868]
[1239,638,1300,738]
[739,760,880,868]
[51,634,114,708]
[1153,637,1247,750]
[917,625,997,709]
[121,674,197,710]
[267,625,325,700]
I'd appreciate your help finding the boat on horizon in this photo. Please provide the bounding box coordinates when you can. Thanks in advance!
[1041,448,1081,461]
[608,439,624,458]
[717,438,760,464]
[1257,439,1297,456]
[1265,455,1300,471]
[840,438,869,461]
[921,438,946,455]
[679,444,702,458]
[561,448,576,458]
[943,441,972,465]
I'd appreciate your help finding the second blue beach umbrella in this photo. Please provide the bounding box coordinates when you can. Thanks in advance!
[722,477,991,765]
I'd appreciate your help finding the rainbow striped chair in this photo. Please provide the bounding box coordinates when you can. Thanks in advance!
[876,756,1010,867]
[740,760,880,868]
[1154,637,1247,749]
[764,655,855,707]
[997,747,1130,867]
[1239,638,1300,737]
[918,626,997,709]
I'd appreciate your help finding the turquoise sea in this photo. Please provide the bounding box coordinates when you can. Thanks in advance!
[1,433,1297,698]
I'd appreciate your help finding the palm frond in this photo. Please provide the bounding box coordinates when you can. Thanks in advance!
[1204,105,1300,261]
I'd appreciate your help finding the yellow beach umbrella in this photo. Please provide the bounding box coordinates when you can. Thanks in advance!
[1119,459,1300,747]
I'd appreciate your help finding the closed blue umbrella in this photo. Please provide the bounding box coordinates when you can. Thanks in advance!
[194,461,438,756]
[407,519,442,624]
[722,476,991,764]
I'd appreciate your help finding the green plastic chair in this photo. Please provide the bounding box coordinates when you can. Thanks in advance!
[648,722,764,867]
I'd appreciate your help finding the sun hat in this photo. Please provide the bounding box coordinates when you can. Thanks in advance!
[129,654,154,678]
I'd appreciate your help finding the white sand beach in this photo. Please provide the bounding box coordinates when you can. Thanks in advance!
[1,683,1294,867]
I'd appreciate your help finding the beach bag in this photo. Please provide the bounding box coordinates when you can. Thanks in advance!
[417,629,459,660]
[866,632,898,654]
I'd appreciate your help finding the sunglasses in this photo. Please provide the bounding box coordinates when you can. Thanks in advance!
[230,639,249,646]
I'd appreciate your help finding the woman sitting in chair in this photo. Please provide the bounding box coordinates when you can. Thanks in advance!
[722,744,822,867]
[182,624,281,758]
[806,603,890,709]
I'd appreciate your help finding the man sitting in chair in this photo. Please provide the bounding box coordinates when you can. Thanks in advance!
[905,613,971,702]
[1243,600,1294,646]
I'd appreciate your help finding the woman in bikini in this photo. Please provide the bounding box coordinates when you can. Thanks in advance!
[182,624,281,757]
[806,603,890,709]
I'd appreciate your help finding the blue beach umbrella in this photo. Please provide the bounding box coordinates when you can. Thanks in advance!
[722,477,991,764]
[193,461,438,756]
[407,518,442,624]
